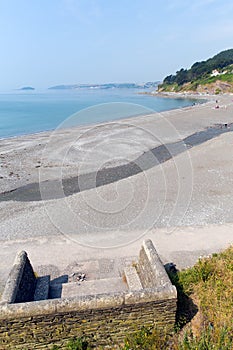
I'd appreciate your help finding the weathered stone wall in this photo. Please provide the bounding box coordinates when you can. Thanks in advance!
[0,240,177,349]
[0,291,177,349]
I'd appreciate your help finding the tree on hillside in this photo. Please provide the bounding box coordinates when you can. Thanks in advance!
[175,68,189,85]
[162,48,233,86]
[163,74,176,84]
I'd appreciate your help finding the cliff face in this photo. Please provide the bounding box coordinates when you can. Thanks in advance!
[195,80,233,94]
[158,79,233,95]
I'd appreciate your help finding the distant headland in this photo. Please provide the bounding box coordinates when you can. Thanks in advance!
[158,49,233,94]
[48,82,159,90]
[19,86,35,91]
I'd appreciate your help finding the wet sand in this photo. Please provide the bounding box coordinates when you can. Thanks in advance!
[1,94,233,292]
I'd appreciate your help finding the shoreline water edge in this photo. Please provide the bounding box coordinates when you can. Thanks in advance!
[0,91,220,143]
[0,90,207,141]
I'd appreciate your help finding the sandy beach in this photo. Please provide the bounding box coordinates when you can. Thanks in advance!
[1,93,233,293]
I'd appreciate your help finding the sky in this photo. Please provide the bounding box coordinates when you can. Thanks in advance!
[0,0,233,89]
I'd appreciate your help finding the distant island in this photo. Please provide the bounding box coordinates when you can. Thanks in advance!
[158,49,233,94]
[19,86,35,91]
[49,82,159,90]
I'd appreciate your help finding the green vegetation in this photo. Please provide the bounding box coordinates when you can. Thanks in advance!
[158,49,233,93]
[45,247,233,349]
[121,326,170,350]
[52,336,91,350]
[178,247,233,348]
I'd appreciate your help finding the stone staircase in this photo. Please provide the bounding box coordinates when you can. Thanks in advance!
[123,266,142,291]
[61,277,128,298]
[3,256,145,301]
[0,240,178,350]
[48,264,143,299]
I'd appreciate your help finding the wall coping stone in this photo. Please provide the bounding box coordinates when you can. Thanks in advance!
[138,239,173,289]
[0,251,28,304]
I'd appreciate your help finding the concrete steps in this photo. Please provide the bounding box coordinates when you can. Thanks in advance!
[48,267,143,299]
[123,266,142,291]
[61,277,128,298]
[49,283,63,299]
[34,275,50,301]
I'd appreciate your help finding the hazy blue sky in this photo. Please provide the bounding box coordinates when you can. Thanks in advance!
[0,0,233,89]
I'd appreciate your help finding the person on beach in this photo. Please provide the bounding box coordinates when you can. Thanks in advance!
[215,99,220,109]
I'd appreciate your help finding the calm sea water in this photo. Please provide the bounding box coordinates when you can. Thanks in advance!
[0,89,199,139]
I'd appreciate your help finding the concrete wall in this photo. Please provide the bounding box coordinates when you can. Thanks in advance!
[1,251,36,304]
[138,239,173,289]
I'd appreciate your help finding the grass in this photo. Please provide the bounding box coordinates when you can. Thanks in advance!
[173,247,233,349]
[121,326,171,350]
[121,246,233,349]
[195,73,233,86]
[42,247,233,349]
[52,336,91,350]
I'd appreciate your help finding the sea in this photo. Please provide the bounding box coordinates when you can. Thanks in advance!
[0,88,200,139]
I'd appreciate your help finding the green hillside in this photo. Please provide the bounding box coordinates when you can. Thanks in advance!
[158,49,233,94]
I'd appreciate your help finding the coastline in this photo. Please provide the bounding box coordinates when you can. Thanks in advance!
[1,93,233,293]
[141,89,233,101]
[0,90,211,141]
